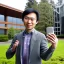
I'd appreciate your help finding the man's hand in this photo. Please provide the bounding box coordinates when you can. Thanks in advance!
[12,40,19,52]
[47,34,58,49]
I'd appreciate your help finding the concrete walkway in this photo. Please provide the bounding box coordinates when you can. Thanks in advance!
[0,40,12,45]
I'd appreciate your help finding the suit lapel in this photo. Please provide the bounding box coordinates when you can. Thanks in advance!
[30,29,37,55]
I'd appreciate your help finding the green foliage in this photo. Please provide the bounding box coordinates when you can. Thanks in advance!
[8,27,15,39]
[57,34,64,38]
[0,35,8,42]
[43,39,64,64]
[25,0,38,10]
[35,1,53,34]
[0,45,15,64]
[14,30,22,35]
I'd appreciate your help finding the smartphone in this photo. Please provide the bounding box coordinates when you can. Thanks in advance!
[46,27,54,34]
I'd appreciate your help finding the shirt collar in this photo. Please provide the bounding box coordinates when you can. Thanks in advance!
[23,28,35,36]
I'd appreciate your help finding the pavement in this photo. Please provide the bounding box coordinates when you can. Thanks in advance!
[0,40,12,45]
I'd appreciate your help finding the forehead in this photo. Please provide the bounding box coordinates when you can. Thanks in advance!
[25,12,37,17]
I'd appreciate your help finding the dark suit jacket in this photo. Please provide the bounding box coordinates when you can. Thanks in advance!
[6,29,55,64]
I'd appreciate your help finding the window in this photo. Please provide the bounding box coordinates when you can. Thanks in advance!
[0,14,4,21]
[0,24,5,27]
[0,29,4,34]
[8,16,13,22]
[55,23,57,27]
[57,8,59,12]
[20,26,25,29]
[13,18,16,23]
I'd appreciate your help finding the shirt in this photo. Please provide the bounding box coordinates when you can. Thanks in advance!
[22,31,32,64]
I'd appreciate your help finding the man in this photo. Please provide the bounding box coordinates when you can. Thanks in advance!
[6,8,58,64]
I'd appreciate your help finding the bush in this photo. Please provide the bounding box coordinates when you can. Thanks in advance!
[57,34,64,38]
[8,27,15,39]
[0,35,8,42]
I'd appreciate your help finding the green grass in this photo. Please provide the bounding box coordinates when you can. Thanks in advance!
[43,39,64,64]
[0,39,64,64]
[0,44,15,64]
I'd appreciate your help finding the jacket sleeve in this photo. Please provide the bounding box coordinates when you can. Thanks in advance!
[6,35,17,59]
[40,34,55,61]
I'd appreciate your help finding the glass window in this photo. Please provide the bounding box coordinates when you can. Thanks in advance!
[0,24,5,27]
[0,29,4,34]
[57,14,59,21]
[55,23,57,27]
[58,28,60,31]
[16,26,21,29]
[20,26,25,29]
[13,25,16,28]
[8,16,13,22]
[13,17,16,23]
[58,23,60,27]
[16,18,23,24]
[57,8,59,12]
[58,32,60,35]
[7,25,12,28]
[0,14,4,21]
[54,28,57,31]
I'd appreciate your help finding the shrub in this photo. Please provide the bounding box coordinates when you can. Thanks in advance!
[57,34,64,38]
[8,27,15,39]
[0,35,8,42]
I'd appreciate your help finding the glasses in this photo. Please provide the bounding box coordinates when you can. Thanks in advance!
[24,16,36,21]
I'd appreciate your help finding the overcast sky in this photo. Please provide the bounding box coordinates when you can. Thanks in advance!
[0,0,58,11]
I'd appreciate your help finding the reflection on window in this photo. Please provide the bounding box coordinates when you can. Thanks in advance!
[7,16,23,24]
[16,18,23,24]
[12,25,16,28]
[0,29,4,34]
[16,26,21,29]
[20,26,25,29]
[8,16,13,22]
[7,25,12,28]
[0,14,4,21]
[13,18,16,23]
[0,24,5,27]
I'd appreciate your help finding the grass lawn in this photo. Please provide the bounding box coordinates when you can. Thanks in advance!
[0,39,64,64]
[43,39,64,64]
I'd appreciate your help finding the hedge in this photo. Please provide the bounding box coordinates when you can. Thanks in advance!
[57,34,64,38]
[0,35,8,42]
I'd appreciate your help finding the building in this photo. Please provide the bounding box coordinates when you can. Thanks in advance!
[0,3,25,35]
[54,0,64,35]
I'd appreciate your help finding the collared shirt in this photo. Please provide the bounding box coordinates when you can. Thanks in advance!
[22,30,33,64]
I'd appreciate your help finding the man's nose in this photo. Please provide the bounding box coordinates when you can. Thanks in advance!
[28,20,32,23]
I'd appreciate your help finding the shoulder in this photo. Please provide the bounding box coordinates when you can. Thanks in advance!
[14,30,24,38]
[36,30,45,37]
[35,30,46,39]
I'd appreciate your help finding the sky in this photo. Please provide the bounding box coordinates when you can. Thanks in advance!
[0,0,58,11]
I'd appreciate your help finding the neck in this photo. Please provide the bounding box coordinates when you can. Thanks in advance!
[25,29,34,33]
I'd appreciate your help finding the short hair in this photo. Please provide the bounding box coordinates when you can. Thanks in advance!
[22,8,39,21]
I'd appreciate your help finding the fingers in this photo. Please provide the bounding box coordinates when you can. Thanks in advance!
[12,40,19,52]
[15,40,19,47]
[47,34,58,44]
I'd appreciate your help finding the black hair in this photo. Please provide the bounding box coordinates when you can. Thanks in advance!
[22,8,39,21]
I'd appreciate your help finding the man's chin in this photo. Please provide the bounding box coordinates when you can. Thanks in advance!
[27,28,33,30]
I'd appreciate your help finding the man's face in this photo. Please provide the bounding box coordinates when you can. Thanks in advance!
[23,13,38,30]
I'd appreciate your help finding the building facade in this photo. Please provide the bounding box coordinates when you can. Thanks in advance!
[54,0,64,35]
[0,3,25,35]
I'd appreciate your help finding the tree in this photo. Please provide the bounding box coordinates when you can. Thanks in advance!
[35,0,54,34]
[8,27,15,39]
[25,0,38,10]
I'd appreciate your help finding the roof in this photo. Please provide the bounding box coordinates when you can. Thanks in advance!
[0,3,23,18]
